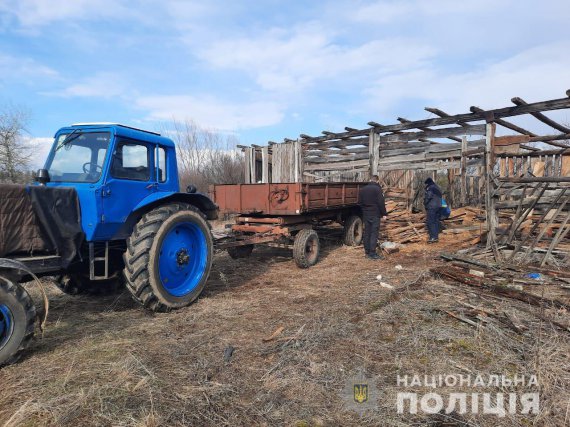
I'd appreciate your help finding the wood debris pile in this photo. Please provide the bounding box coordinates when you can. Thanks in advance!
[432,252,570,333]
[381,188,486,244]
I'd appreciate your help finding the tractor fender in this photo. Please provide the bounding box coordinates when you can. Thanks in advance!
[132,192,218,219]
[115,192,219,241]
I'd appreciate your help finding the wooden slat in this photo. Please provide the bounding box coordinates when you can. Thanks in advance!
[379,124,486,143]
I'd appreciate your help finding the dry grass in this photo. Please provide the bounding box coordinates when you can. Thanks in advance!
[0,231,568,426]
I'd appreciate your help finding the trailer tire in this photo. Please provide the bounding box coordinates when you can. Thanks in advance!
[343,215,363,246]
[227,244,254,259]
[124,203,213,312]
[293,229,320,268]
[0,277,36,367]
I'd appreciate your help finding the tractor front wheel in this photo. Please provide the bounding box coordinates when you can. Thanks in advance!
[124,203,213,312]
[0,277,36,367]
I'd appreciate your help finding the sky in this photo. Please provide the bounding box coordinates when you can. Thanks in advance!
[1,0,569,167]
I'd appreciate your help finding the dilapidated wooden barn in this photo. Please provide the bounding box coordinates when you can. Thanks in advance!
[239,91,570,264]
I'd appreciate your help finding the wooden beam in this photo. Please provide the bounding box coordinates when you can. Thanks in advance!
[498,177,570,183]
[281,95,570,145]
[512,97,570,133]
[494,135,531,146]
[345,127,358,132]
[379,124,486,143]
[397,117,462,142]
[470,106,536,136]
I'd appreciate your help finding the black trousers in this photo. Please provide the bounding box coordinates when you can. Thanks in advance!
[363,214,380,255]
[426,208,440,240]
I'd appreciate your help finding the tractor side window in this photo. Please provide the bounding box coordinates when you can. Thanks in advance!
[111,141,150,181]
[157,147,167,182]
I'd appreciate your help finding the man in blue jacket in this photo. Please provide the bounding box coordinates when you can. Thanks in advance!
[424,177,442,243]
[358,175,387,259]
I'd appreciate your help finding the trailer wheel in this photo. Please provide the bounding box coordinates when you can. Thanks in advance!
[293,229,320,268]
[227,244,254,259]
[343,215,363,246]
[0,277,36,367]
[124,203,213,312]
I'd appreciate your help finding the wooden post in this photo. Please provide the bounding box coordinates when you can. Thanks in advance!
[294,139,302,183]
[244,147,253,184]
[460,136,468,206]
[369,130,379,178]
[261,146,269,183]
[484,123,500,259]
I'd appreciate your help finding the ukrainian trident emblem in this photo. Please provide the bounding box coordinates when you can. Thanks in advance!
[353,383,369,403]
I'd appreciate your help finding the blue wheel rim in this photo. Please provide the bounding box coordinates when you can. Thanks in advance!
[158,221,208,297]
[0,304,14,350]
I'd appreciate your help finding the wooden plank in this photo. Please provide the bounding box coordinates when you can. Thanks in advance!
[303,159,369,171]
[494,135,531,146]
[562,155,570,177]
[379,124,486,143]
[261,146,269,183]
[304,153,370,163]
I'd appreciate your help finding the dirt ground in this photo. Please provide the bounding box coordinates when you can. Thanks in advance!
[0,231,568,426]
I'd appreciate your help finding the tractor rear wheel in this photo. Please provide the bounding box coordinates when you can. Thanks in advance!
[0,277,36,367]
[293,229,320,268]
[343,215,363,246]
[124,203,213,312]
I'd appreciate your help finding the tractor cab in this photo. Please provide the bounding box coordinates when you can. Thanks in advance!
[43,123,179,241]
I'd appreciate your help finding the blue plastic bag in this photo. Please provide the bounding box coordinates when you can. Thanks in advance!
[440,198,451,219]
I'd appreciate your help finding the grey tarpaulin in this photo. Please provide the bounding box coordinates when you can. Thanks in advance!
[0,184,83,267]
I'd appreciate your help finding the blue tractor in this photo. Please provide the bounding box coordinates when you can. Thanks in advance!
[0,123,218,366]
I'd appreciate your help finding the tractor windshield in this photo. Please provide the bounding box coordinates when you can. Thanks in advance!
[45,132,111,183]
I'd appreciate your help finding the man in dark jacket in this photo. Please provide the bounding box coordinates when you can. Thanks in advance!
[358,175,387,259]
[424,177,442,243]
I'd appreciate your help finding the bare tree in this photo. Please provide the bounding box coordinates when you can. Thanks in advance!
[0,106,32,183]
[165,120,244,192]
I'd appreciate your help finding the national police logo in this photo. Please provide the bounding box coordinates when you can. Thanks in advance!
[342,370,378,415]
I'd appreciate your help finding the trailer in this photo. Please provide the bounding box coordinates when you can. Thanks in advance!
[210,182,366,267]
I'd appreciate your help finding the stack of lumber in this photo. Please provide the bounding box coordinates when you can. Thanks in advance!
[381,189,485,244]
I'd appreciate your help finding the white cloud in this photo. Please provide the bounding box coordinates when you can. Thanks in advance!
[23,136,53,169]
[46,72,127,99]
[0,53,58,82]
[365,41,570,113]
[362,41,570,135]
[136,95,285,130]
[196,24,436,93]
[349,0,497,23]
[0,0,128,28]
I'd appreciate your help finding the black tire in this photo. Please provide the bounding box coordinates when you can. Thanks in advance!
[124,203,213,312]
[293,229,320,268]
[227,244,254,259]
[55,273,124,296]
[343,215,363,246]
[0,277,36,367]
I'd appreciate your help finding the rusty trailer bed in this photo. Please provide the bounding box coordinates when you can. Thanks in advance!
[210,182,365,216]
